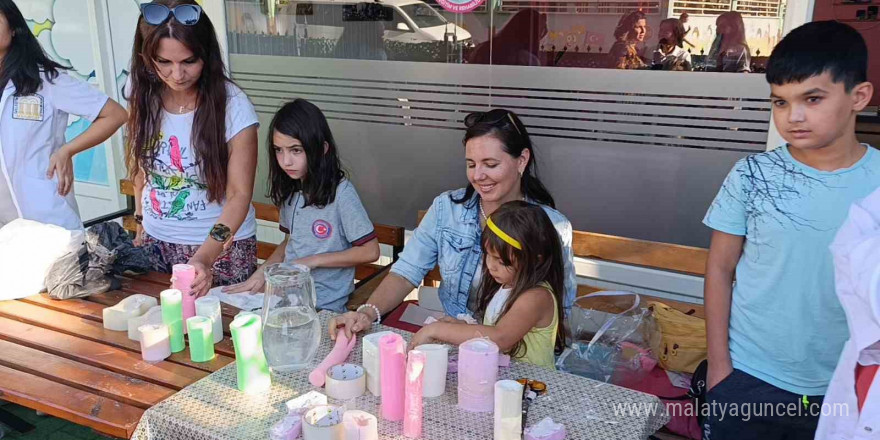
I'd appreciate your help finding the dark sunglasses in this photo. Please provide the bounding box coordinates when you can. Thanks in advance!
[140,3,202,26]
[464,109,523,136]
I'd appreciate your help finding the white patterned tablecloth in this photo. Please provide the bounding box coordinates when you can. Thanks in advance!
[132,311,669,440]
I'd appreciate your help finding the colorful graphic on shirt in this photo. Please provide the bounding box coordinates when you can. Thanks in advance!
[145,131,208,221]
[312,219,333,239]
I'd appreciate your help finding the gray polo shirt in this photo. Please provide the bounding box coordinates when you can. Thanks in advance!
[279,179,375,312]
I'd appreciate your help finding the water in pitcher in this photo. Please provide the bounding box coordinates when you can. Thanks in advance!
[262,262,322,372]
[262,306,321,371]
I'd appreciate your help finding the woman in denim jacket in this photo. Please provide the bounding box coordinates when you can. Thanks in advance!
[329,109,576,339]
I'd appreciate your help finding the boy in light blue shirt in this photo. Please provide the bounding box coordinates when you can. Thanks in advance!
[702,21,880,440]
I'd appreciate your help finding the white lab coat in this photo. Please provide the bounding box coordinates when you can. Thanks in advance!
[817,187,880,439]
[0,72,109,231]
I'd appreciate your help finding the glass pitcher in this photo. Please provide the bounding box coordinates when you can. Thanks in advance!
[261,262,322,372]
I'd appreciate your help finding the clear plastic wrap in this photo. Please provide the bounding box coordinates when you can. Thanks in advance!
[556,291,659,384]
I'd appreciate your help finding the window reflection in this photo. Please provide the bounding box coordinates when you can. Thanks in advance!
[224,0,787,72]
[468,9,547,66]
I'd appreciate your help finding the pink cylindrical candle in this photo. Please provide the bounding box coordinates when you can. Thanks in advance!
[457,338,500,413]
[172,264,197,321]
[139,323,171,362]
[379,333,406,421]
[404,350,426,438]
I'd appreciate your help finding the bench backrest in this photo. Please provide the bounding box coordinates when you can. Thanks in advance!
[416,209,707,317]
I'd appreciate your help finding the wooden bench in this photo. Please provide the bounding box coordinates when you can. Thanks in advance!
[118,179,405,311]
[416,210,708,318]
[0,274,244,438]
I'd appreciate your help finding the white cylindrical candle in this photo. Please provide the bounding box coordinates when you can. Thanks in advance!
[418,344,449,398]
[128,305,162,342]
[494,380,524,440]
[103,294,158,331]
[343,410,378,440]
[195,296,223,344]
[139,323,171,362]
[362,331,395,396]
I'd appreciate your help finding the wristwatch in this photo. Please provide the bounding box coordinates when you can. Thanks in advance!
[134,214,144,225]
[209,223,232,243]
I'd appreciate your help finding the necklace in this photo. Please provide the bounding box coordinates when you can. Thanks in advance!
[165,92,196,114]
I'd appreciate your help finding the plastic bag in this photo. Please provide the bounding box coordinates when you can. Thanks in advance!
[88,222,154,275]
[556,291,658,384]
[0,219,84,300]
[45,222,151,300]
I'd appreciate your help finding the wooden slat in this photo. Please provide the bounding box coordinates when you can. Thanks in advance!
[21,294,104,322]
[572,231,708,276]
[374,224,405,248]
[123,215,137,233]
[120,178,134,196]
[0,364,144,439]
[0,301,233,373]
[0,317,204,390]
[347,266,392,311]
[257,240,277,260]
[0,339,174,409]
[253,201,280,223]
[355,264,381,282]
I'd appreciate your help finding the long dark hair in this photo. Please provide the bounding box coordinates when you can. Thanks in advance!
[126,0,231,202]
[0,0,66,95]
[716,11,749,56]
[475,201,566,358]
[659,18,686,48]
[613,10,646,42]
[267,99,345,208]
[454,109,555,208]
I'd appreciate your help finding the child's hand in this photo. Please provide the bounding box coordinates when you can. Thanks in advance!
[223,270,265,294]
[407,324,436,352]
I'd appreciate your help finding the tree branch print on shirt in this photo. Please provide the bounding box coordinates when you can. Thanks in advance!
[707,149,833,259]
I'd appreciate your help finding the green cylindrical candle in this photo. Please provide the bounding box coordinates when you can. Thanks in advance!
[160,289,185,353]
[186,316,215,362]
[230,314,271,394]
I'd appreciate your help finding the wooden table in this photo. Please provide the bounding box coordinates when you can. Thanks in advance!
[0,272,244,439]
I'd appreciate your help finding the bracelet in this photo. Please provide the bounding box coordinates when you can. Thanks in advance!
[134,214,144,225]
[356,304,381,325]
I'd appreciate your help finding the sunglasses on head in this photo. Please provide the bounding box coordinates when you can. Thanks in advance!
[464,109,523,136]
[140,3,202,26]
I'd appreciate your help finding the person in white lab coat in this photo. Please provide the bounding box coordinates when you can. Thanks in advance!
[819,187,880,439]
[0,0,127,230]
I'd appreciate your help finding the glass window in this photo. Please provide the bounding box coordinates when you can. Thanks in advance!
[400,3,448,28]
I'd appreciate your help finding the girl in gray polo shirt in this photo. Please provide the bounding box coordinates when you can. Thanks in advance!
[224,99,379,312]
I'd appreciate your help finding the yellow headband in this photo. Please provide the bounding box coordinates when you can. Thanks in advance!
[486,217,522,250]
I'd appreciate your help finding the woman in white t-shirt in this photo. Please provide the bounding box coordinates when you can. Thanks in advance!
[127,0,259,296]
